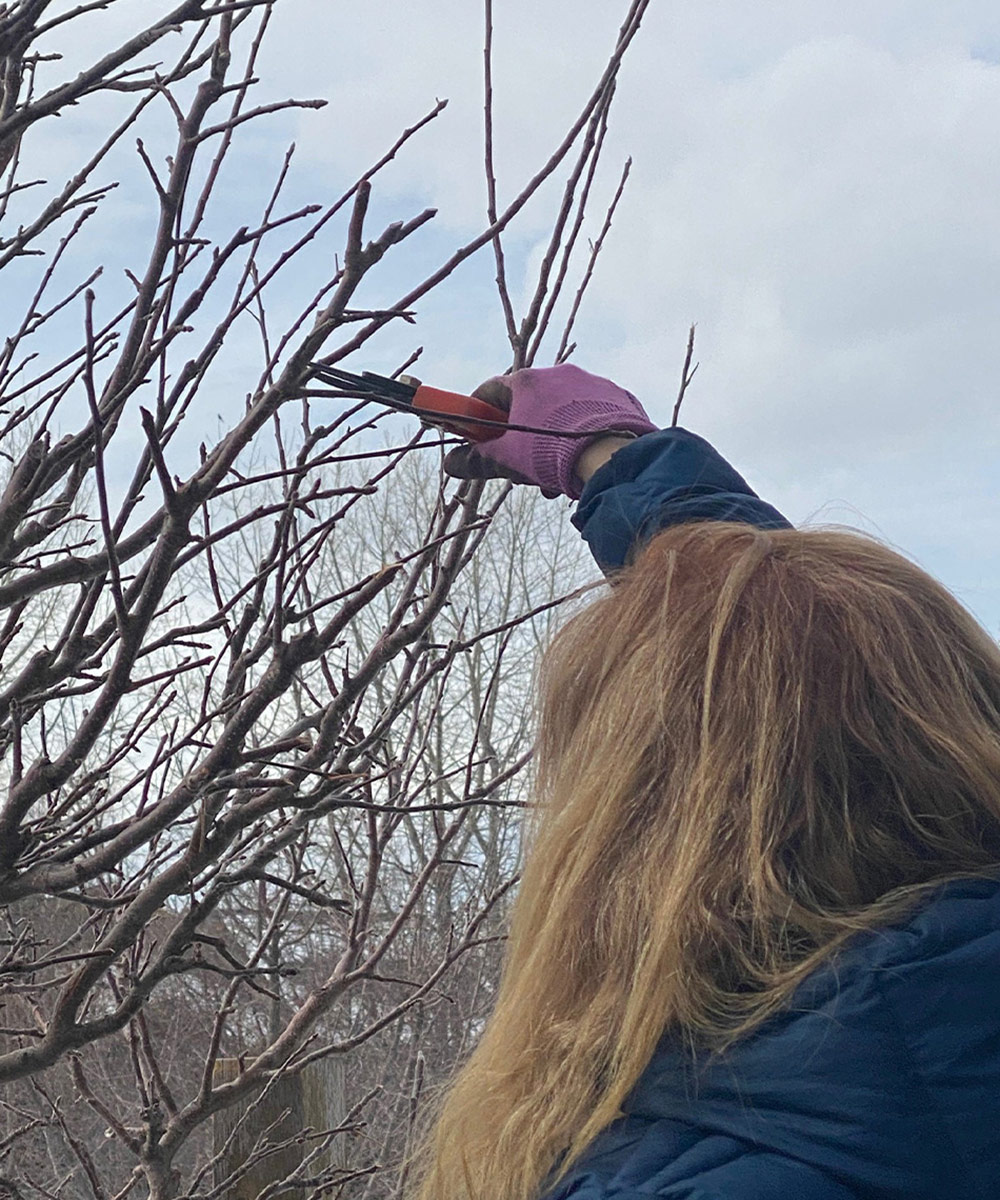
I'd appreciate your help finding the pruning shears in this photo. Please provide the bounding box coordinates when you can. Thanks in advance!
[310,365,509,443]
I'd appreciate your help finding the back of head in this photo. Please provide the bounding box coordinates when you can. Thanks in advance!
[540,522,1000,919]
[413,522,1000,1200]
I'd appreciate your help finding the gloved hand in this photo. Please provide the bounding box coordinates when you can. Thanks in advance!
[443,363,657,500]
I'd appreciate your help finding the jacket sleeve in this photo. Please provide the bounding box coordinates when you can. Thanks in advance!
[571,428,791,572]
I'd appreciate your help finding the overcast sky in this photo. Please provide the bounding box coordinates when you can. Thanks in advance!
[11,1,1000,631]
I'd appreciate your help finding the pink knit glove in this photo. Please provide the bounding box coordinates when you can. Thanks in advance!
[443,364,657,500]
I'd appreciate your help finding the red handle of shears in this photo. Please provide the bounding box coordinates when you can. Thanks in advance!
[411,385,508,443]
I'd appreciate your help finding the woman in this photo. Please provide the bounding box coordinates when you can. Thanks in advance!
[414,365,1000,1200]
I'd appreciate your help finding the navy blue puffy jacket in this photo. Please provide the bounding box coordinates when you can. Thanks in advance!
[549,428,1000,1199]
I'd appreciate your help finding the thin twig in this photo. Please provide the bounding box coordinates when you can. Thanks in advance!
[672,322,699,427]
[82,289,128,631]
[556,154,632,363]
[483,0,518,349]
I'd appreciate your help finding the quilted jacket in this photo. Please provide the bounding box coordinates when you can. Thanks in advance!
[545,428,1000,1199]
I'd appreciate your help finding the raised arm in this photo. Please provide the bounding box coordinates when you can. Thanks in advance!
[445,364,790,571]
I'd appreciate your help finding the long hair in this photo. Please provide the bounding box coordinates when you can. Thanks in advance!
[412,522,1000,1200]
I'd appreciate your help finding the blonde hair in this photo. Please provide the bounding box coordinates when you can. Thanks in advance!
[412,522,1000,1200]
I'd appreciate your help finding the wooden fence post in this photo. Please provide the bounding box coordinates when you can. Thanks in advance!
[213,1057,347,1197]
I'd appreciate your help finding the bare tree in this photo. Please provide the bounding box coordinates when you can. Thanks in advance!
[0,2,647,1196]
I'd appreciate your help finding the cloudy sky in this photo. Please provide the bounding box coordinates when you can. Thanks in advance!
[12,0,1000,630]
